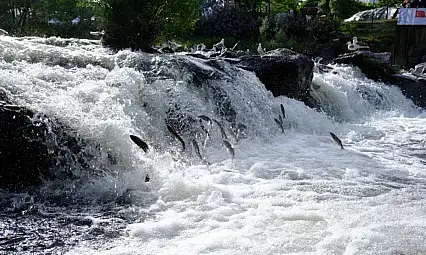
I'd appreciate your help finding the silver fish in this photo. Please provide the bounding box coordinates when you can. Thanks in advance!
[330,132,344,149]
[167,125,185,151]
[192,139,202,160]
[280,104,286,119]
[228,127,238,143]
[274,118,284,133]
[198,115,212,124]
[199,119,210,136]
[192,139,210,165]
[279,115,285,132]
[130,135,149,153]
[212,119,228,140]
[222,140,235,159]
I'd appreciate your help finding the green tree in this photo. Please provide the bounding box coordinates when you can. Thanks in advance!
[0,0,97,37]
[271,0,300,13]
[98,0,202,51]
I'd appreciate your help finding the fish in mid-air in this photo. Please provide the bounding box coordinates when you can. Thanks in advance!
[280,104,286,119]
[274,118,284,133]
[167,125,186,151]
[212,119,228,140]
[273,104,286,133]
[222,140,235,159]
[192,139,210,165]
[130,135,149,153]
[198,115,212,124]
[199,119,210,136]
[330,132,344,149]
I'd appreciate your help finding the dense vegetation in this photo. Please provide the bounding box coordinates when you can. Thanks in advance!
[0,0,398,52]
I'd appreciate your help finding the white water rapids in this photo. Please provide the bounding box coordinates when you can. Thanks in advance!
[1,36,426,255]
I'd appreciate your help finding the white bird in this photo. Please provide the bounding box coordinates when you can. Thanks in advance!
[257,43,265,56]
[347,37,369,51]
[0,29,8,36]
[200,43,206,51]
[169,40,182,52]
[213,38,226,50]
[89,30,105,36]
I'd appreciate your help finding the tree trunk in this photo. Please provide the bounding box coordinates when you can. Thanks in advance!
[324,0,330,14]
[267,0,270,18]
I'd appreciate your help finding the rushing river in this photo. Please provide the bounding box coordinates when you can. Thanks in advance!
[1,36,426,255]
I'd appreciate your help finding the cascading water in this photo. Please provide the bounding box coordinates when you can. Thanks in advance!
[1,36,426,255]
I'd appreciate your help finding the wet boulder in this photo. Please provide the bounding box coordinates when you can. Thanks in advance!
[0,103,55,190]
[334,51,396,81]
[334,51,426,108]
[0,96,102,191]
[234,48,314,101]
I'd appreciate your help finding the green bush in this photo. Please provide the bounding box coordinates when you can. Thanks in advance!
[100,0,201,51]
[195,7,260,41]
[311,16,341,43]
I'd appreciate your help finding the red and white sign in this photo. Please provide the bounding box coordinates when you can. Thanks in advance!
[398,8,426,25]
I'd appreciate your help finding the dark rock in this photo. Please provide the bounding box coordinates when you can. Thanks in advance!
[220,50,249,59]
[408,44,426,67]
[334,51,426,108]
[0,104,50,190]
[304,39,350,63]
[235,48,314,100]
[0,88,10,103]
[0,96,105,191]
[384,74,426,108]
[162,57,238,132]
[334,51,396,81]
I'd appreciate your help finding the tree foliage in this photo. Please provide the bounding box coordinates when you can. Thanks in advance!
[0,0,97,37]
[99,0,202,51]
[270,0,300,13]
[196,1,260,40]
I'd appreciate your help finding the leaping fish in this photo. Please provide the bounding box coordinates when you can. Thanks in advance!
[192,139,210,165]
[130,135,149,153]
[212,119,228,140]
[199,119,210,136]
[222,140,235,159]
[167,125,186,151]
[198,115,212,124]
[279,115,285,132]
[280,104,286,119]
[228,127,239,143]
[274,118,284,133]
[330,132,344,149]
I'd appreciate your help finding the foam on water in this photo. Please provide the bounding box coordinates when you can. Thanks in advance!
[1,36,426,254]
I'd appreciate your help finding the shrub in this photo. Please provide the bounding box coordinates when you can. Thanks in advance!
[100,0,201,51]
[311,16,341,43]
[196,7,260,40]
